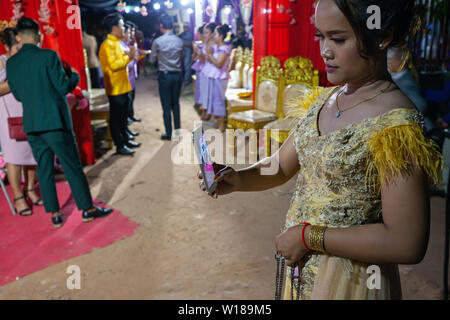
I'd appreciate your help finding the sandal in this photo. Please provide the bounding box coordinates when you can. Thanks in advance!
[13,196,33,216]
[24,189,44,206]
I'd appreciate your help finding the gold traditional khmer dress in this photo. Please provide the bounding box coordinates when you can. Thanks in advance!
[282,86,443,300]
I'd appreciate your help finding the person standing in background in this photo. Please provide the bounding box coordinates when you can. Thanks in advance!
[149,14,183,141]
[82,22,101,89]
[125,22,143,124]
[99,13,141,155]
[387,47,433,132]
[202,24,232,132]
[0,27,42,217]
[135,29,145,77]
[120,23,144,140]
[179,23,194,86]
[197,22,217,121]
[6,18,112,227]
[192,25,205,115]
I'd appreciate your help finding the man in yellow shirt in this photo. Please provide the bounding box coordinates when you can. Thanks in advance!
[99,13,140,155]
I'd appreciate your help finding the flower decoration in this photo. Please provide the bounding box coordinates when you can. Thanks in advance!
[164,1,173,9]
[10,0,24,23]
[141,0,151,4]
[43,24,55,35]
[67,86,89,111]
[38,0,56,35]
[38,0,51,23]
[205,5,213,17]
[242,0,252,9]
[310,1,317,25]
[140,6,148,16]
[117,1,127,12]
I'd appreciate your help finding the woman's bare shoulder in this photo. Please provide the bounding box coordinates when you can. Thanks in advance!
[379,85,417,112]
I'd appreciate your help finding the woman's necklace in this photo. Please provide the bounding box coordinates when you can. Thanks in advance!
[335,82,392,118]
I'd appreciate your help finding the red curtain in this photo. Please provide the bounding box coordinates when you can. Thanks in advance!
[0,0,96,165]
[253,0,331,87]
[289,0,330,86]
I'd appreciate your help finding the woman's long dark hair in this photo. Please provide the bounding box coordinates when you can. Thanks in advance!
[0,27,18,49]
[333,0,420,60]
[216,24,231,44]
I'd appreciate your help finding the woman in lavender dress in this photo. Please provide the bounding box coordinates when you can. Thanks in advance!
[192,25,205,115]
[203,24,232,131]
[0,28,42,216]
[198,22,217,121]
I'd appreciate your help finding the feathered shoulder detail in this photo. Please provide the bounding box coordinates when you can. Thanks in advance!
[285,86,332,123]
[365,117,443,194]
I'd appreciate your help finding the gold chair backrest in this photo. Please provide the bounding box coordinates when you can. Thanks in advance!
[235,47,248,87]
[248,62,254,91]
[234,46,243,70]
[279,56,316,118]
[284,56,314,86]
[236,46,243,58]
[83,48,92,91]
[242,50,253,90]
[255,56,283,114]
[243,48,251,62]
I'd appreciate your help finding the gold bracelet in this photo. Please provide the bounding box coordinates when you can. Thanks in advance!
[308,225,327,253]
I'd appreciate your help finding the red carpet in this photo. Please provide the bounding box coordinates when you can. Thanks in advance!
[0,181,140,287]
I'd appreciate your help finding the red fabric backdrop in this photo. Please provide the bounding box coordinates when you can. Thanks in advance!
[289,0,330,86]
[253,0,331,87]
[0,0,96,165]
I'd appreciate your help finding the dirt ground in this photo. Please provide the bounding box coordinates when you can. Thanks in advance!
[0,73,448,300]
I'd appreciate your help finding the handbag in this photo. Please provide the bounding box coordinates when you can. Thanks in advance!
[2,97,27,141]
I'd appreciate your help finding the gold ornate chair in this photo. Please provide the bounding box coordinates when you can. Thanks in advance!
[263,56,319,156]
[247,60,254,92]
[84,49,113,148]
[227,55,282,131]
[225,48,254,115]
[226,46,244,89]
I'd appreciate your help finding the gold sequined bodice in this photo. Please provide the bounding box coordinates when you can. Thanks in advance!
[286,88,424,229]
[283,87,435,300]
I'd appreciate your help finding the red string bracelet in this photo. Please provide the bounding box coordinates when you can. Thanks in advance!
[301,222,313,252]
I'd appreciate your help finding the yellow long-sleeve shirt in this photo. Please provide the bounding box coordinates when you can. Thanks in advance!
[99,34,132,96]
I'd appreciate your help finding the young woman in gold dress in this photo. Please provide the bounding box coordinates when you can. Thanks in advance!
[198,0,443,299]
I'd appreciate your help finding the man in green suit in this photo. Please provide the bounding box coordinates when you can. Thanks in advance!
[6,17,112,228]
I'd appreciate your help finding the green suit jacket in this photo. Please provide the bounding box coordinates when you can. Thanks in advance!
[6,43,80,134]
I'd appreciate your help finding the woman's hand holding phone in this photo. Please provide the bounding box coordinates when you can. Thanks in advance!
[198,163,240,199]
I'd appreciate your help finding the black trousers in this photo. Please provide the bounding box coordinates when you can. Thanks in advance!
[128,89,136,118]
[158,71,182,138]
[108,92,131,149]
[27,130,93,213]
[89,67,101,89]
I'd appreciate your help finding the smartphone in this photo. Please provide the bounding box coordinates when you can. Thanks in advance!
[192,126,217,195]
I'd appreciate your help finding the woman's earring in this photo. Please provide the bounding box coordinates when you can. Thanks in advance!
[378,43,384,49]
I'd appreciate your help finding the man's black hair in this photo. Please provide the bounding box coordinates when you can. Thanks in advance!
[103,13,123,34]
[16,17,40,41]
[127,21,137,29]
[159,14,173,30]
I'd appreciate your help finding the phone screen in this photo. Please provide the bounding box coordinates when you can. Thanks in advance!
[199,133,215,189]
[193,126,217,195]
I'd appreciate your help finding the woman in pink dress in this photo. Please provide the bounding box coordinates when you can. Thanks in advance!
[192,25,205,115]
[0,28,42,216]
[198,22,217,121]
[203,24,232,131]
